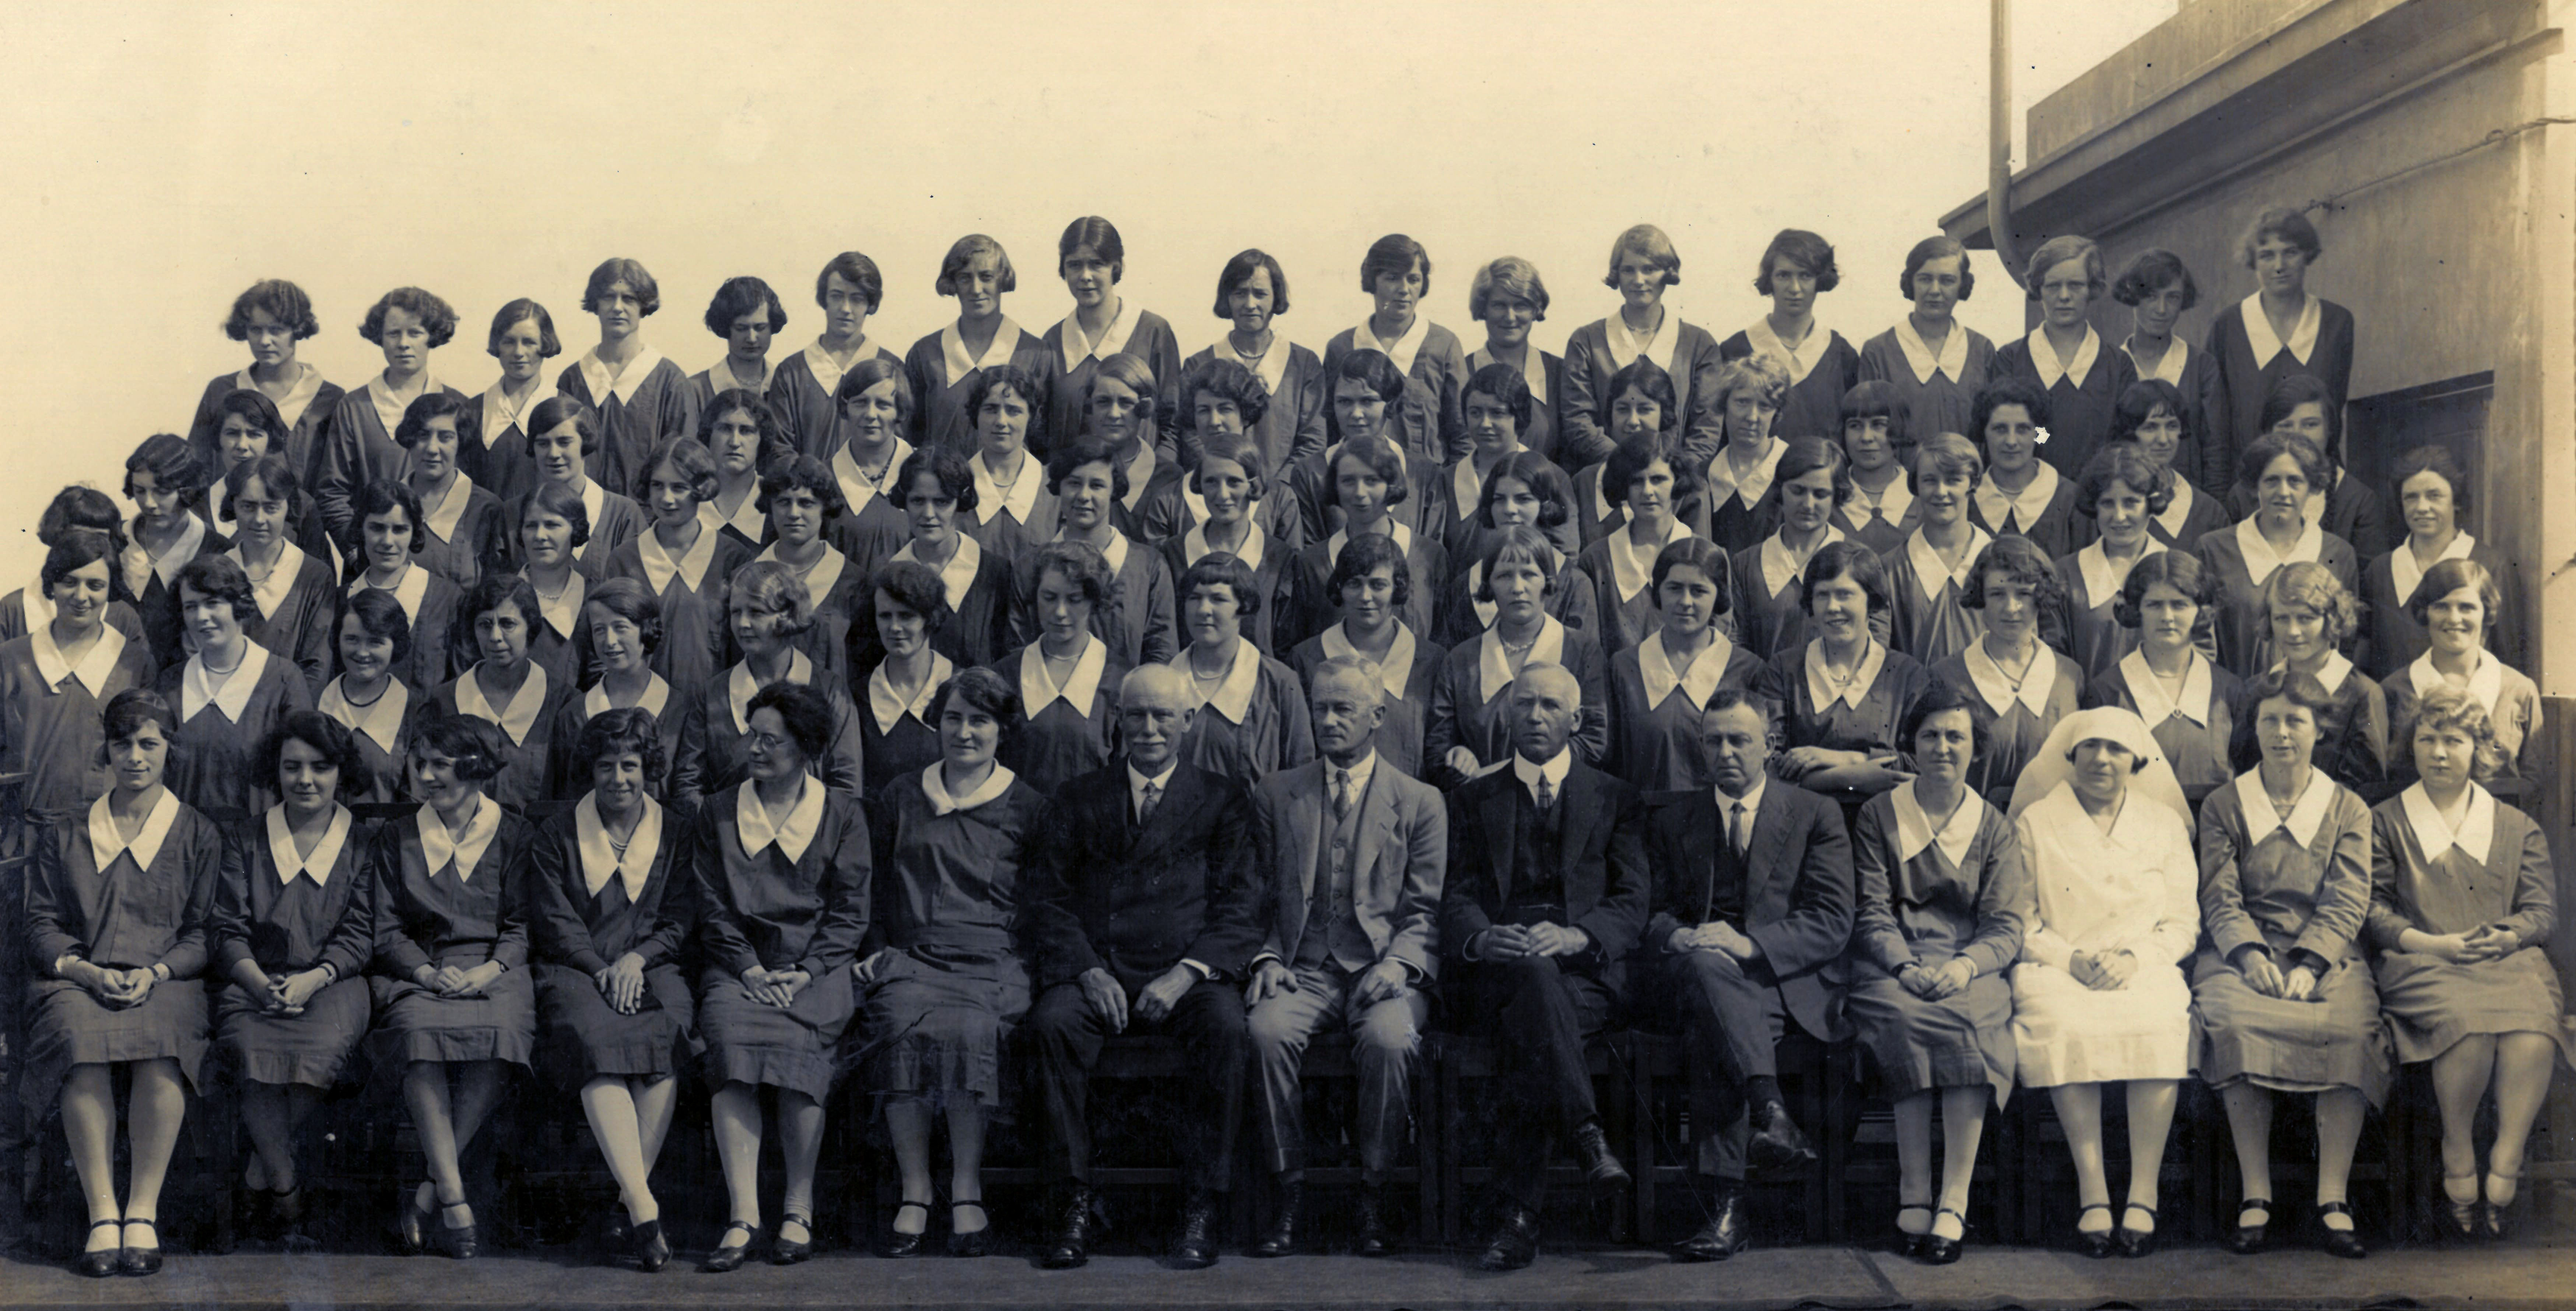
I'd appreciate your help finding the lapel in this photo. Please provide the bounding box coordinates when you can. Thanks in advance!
[1557,767,1601,913]
[1289,763,1326,904]
[1356,767,1400,899]
[1745,783,1795,921]
[1478,776,1519,908]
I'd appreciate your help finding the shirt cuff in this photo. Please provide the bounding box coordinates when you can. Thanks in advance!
[53,953,81,978]
[151,963,171,982]
[1180,959,1213,981]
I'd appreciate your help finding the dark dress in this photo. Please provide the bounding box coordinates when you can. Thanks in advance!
[314,377,474,548]
[1760,640,1933,804]
[765,339,901,460]
[1277,527,1447,656]
[858,655,952,804]
[1323,320,1472,464]
[665,653,866,816]
[1009,532,1176,670]
[1931,644,2085,805]
[1040,307,1184,459]
[904,321,1054,457]
[1604,631,1764,792]
[755,544,866,686]
[185,365,344,492]
[415,477,505,590]
[883,537,1016,670]
[2366,788,2571,1066]
[1285,624,1441,781]
[2082,653,2241,802]
[343,564,464,694]
[156,644,314,822]
[2359,535,2519,678]
[1720,321,1862,442]
[691,781,872,1100]
[605,525,753,707]
[1857,322,1997,447]
[1987,327,2138,480]
[1728,530,1844,660]
[1967,465,2080,561]
[0,627,158,825]
[1167,643,1316,787]
[234,542,340,698]
[988,639,1128,800]
[2204,294,2356,490]
[1180,341,1329,487]
[369,800,537,1068]
[1421,618,1611,788]
[212,806,378,1089]
[316,675,415,807]
[1571,519,1705,655]
[556,350,701,502]
[2053,542,2147,685]
[529,796,697,1086]
[1847,785,2029,1104]
[2191,520,2361,678]
[1881,528,1994,668]
[416,662,571,813]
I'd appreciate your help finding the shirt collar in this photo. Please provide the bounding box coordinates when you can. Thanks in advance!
[799,337,876,398]
[922,761,1017,815]
[1893,779,1985,867]
[1963,639,2058,715]
[2272,649,2355,697]
[576,792,662,900]
[481,376,558,440]
[238,363,327,431]
[1904,525,1991,605]
[1761,524,1843,597]
[1327,519,1411,570]
[2391,530,2476,604]
[29,622,127,700]
[1973,461,2060,534]
[2407,649,2506,714]
[2120,335,2190,386]
[1806,637,1888,712]
[348,561,430,623]
[711,486,767,541]
[532,567,588,640]
[416,794,501,881]
[1841,474,1914,533]
[183,643,271,723]
[1183,517,1266,571]
[2117,649,2212,727]
[229,539,307,621]
[371,372,440,438]
[1219,335,1291,393]
[1327,749,1380,800]
[89,789,182,872]
[2239,292,2322,368]
[2074,539,2143,608]
[1720,771,1769,819]
[1127,759,1179,809]
[869,652,954,734]
[2233,514,2325,587]
[1320,621,1419,700]
[420,475,476,541]
[941,316,1026,378]
[585,672,670,720]
[1892,317,1967,384]
[734,776,824,862]
[636,520,720,594]
[455,661,550,746]
[2153,478,2197,539]
[268,803,354,887]
[1478,614,1565,703]
[1638,629,1732,709]
[1353,314,1431,375]
[1019,634,1106,715]
[970,450,1044,523]
[832,435,912,513]
[702,356,774,397]
[1169,639,1262,723]
[2024,323,2102,390]
[729,648,814,733]
[1606,514,1693,602]
[894,533,982,611]
[2401,781,2496,865]
[1704,437,1785,512]
[319,674,410,753]
[1743,318,1824,384]
[1511,747,1572,798]
[124,510,207,595]
[2234,767,2338,849]
[577,346,666,406]
[1054,301,1137,369]
[1601,310,1668,370]
[754,542,847,602]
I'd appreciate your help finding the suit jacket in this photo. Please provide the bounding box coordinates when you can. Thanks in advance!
[1019,760,1261,992]
[1439,760,1650,997]
[1250,757,1448,981]
[1642,776,1855,1040]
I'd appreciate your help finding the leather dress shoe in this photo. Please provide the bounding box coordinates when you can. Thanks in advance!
[1671,1182,1749,1262]
[1040,1185,1103,1270]
[879,1202,929,1258]
[76,1220,122,1278]
[947,1202,989,1258]
[1476,1201,1541,1271]
[1170,1190,1222,1268]
[2314,1202,2368,1260]
[1918,1207,1966,1265]
[1250,1180,1301,1257]
[1746,1099,1818,1178]
[119,1218,165,1275]
[699,1221,760,1273]
[2114,1204,2158,1258]
[631,1219,670,1273]
[770,1212,814,1265]
[1570,1120,1632,1192]
[1354,1183,1393,1257]
[2224,1199,2270,1255]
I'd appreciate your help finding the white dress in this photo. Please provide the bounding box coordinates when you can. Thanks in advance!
[2009,782,2200,1086]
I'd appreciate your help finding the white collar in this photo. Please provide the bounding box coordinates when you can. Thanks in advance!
[208,477,234,527]
[869,652,954,734]
[1762,525,1843,598]
[420,475,475,541]
[1601,309,1669,369]
[238,362,327,431]
[1179,478,1210,528]
[1221,335,1292,394]
[799,337,877,398]
[1451,453,1504,521]
[970,450,1044,523]
[1892,317,1967,384]
[481,377,557,439]
[636,520,719,594]
[1118,442,1156,512]
[754,542,847,602]
[940,316,1026,379]
[1019,633,1107,715]
[576,792,662,900]
[455,661,550,746]
[2233,514,2324,586]
[19,570,54,625]
[1705,437,1785,511]
[2153,478,2197,539]
[229,539,307,622]
[124,510,207,595]
[832,436,912,513]
[1744,317,1825,383]
[2239,292,2322,368]
[532,567,587,640]
[2118,649,2213,727]
[893,533,982,611]
[1721,776,1769,832]
[88,789,181,872]
[1320,622,1419,700]
[2120,335,2190,386]
[349,562,431,623]
[1606,515,1694,602]
[2234,767,2338,849]
[1841,474,1914,532]
[319,674,409,753]
[922,761,1017,815]
[183,642,271,722]
[2024,323,2101,390]
[1806,638,1888,712]
[1054,301,1137,369]
[1182,518,1265,570]
[267,803,353,887]
[2401,783,2497,865]
[416,794,501,881]
[702,356,774,396]
[29,622,127,700]
[1353,314,1431,375]
[370,372,440,439]
[1973,462,2059,533]
[2392,531,2476,604]
[733,776,825,862]
[2273,650,2355,697]
[1893,780,1986,867]
[2074,540,2144,608]
[1962,639,2057,715]
[585,672,670,720]
[574,481,608,562]
[1325,750,1380,798]
[1904,526,1991,605]
[1327,520,1412,571]
[1511,747,1572,797]
[577,345,666,405]
[1638,629,1732,708]
[729,649,813,733]
[1127,760,1179,815]
[1467,345,1549,403]
[2407,649,2506,714]
[1478,614,1565,703]
[710,485,767,541]
[1170,639,1262,723]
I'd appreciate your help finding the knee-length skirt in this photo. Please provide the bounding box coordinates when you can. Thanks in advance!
[217,976,372,1090]
[2008,959,2193,1087]
[21,977,209,1112]
[2373,945,2576,1067]
[1847,970,2016,1106]
[697,963,855,1102]
[854,949,1030,1113]
[2189,951,2393,1104]
[371,968,537,1068]
[534,960,699,1086]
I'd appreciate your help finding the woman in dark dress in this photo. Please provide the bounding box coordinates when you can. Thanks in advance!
[544,577,680,801]
[1766,541,1931,802]
[752,454,866,683]
[399,392,504,590]
[2205,208,2356,484]
[512,481,592,689]
[1689,355,1787,552]
[2082,551,2240,802]
[860,667,1045,1257]
[204,390,335,573]
[989,540,1126,797]
[1574,425,1703,654]
[1987,235,2136,481]
[530,709,696,1272]
[1424,526,1611,786]
[2090,380,2228,552]
[25,689,218,1277]
[373,711,536,1260]
[1607,536,1761,791]
[1182,249,1329,481]
[1287,532,1440,778]
[1168,552,1314,786]
[958,366,1059,570]
[883,448,1015,669]
[346,479,464,692]
[1152,430,1289,654]
[695,682,873,1272]
[2365,446,2515,676]
[1720,228,1861,444]
[2055,444,2166,683]
[214,711,378,1247]
[1967,379,2078,559]
[474,298,563,511]
[222,454,338,697]
[2194,431,2360,677]
[156,555,314,822]
[123,432,225,673]
[823,357,919,574]
[2224,374,2391,562]
[316,589,415,806]
[0,531,157,838]
[856,560,956,800]
[1730,436,1851,660]
[185,279,342,489]
[699,389,785,552]
[0,485,144,649]
[1929,537,2084,805]
[2247,561,2387,794]
[417,575,569,813]
[1435,450,1600,647]
[2109,251,2228,492]
[666,560,865,815]
[605,437,752,700]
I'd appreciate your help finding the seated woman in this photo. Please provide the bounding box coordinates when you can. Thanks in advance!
[1847,679,2030,1265]
[1435,451,1600,647]
[474,299,562,510]
[991,541,1128,798]
[957,365,1057,569]
[0,530,158,835]
[2057,444,2169,682]
[24,688,218,1277]
[1564,224,1723,470]
[205,390,334,568]
[1323,232,1471,465]
[372,710,536,1260]
[607,437,753,699]
[2367,685,2569,1242]
[751,455,863,682]
[398,393,502,590]
[1167,552,1313,786]
[123,433,226,671]
[1721,228,1860,444]
[347,480,464,691]
[1608,537,1761,791]
[1042,217,1182,451]
[2365,446,2516,676]
[2091,380,2227,551]
[1882,434,1994,668]
[316,287,470,552]
[2083,551,2240,802]
[502,396,644,580]
[1967,379,2077,559]
[1015,436,1176,668]
[826,357,922,574]
[187,279,343,490]
[1184,249,1327,478]
[767,252,899,460]
[1465,257,1565,465]
[699,390,787,551]
[544,577,681,799]
[903,233,1051,457]
[0,486,143,648]
[2379,559,2544,799]
[558,258,701,498]
[2110,250,2226,492]
[2250,562,2387,795]
[1931,537,2083,804]
[529,708,697,1272]
[2193,668,2388,1260]
[512,481,592,689]
[1987,235,2136,480]
[1424,526,1611,788]
[885,448,1014,669]
[1834,382,1916,557]
[1859,236,1995,457]
[1732,436,1850,659]
[2224,374,2391,560]
[1284,348,1434,546]
[693,276,784,406]
[1286,533,1441,778]
[319,590,416,806]
[2195,430,2361,676]
[1439,361,1573,564]
[1574,427,1702,654]
[694,682,873,1272]
[1278,435,1447,651]
[420,574,569,811]
[157,555,314,822]
[222,454,337,697]
[213,711,378,1249]
[1692,355,1790,552]
[857,561,958,801]
[1156,433,1286,653]
[2207,207,2356,489]
[1764,541,1927,800]
[859,667,1046,1258]
[667,561,863,814]
[2007,707,2197,1258]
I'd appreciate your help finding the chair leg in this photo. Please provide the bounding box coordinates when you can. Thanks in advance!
[1821,1045,1850,1244]
[1630,1036,1655,1246]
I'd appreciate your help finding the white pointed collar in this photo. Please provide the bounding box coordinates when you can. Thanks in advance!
[970,451,1044,524]
[2401,781,2496,865]
[1220,335,1291,394]
[29,622,126,700]
[894,533,981,611]
[267,803,354,886]
[1806,637,1888,713]
[2239,292,2321,368]
[1170,639,1262,723]
[1118,442,1156,512]
[348,562,431,624]
[2120,335,2190,386]
[420,474,476,542]
[481,376,557,442]
[869,652,954,735]
[1468,345,1548,403]
[455,660,550,746]
[701,356,774,397]
[1706,437,1785,514]
[416,794,501,882]
[941,316,1026,379]
[2118,649,2212,728]
[1019,632,1107,715]
[1973,461,2059,534]
[577,345,667,406]
[2153,478,2198,539]
[709,486,767,541]
[585,672,670,720]
[1893,779,1986,867]
[2392,531,2476,605]
[1093,529,1133,573]
[1452,450,1513,521]
[1601,309,1669,369]
[2407,649,2506,715]
[19,570,55,625]
[1054,300,1137,369]
[319,674,409,753]
[2024,323,2102,390]
[2233,767,2338,849]
[755,542,847,603]
[2272,650,2355,698]
[1183,517,1265,571]
[1606,515,1694,603]
[728,649,814,734]
[1321,621,1419,700]
[576,791,662,900]
[2074,540,2145,608]
[1326,520,1411,572]
[923,761,1017,815]
[229,539,306,622]
[574,479,609,552]
[369,372,440,439]
[799,337,879,399]
[832,435,911,514]
[1893,317,1968,384]
[237,363,327,431]
[1762,525,1844,598]
[208,477,236,528]
[1744,317,1825,384]
[1353,314,1431,376]
[1478,613,1565,703]
[124,510,207,597]
[1904,525,1991,605]
[89,788,182,872]
[183,642,271,723]
[735,775,825,862]
[1843,474,1914,533]
[2233,514,2324,587]
[636,520,720,594]
[1962,639,2057,716]
[1638,629,1731,709]
[532,567,587,641]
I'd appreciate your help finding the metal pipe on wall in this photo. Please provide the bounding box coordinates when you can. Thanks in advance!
[1990,0,2025,290]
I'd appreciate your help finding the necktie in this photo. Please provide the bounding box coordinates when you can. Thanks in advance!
[1138,781,1162,825]
[1535,775,1557,812]
[1332,769,1353,820]
[1732,800,1752,857]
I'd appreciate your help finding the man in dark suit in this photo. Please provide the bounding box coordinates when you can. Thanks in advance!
[1020,664,1262,1269]
[1641,689,1856,1261]
[1244,657,1447,1258]
[1439,661,1649,1271]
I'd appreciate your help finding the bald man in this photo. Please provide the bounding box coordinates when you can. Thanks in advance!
[1243,657,1447,1257]
[1020,665,1261,1269]
[1438,661,1650,1270]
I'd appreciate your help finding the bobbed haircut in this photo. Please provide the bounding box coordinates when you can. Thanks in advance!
[816,251,884,310]
[461,572,543,631]
[355,479,427,551]
[1478,451,1574,531]
[935,234,1015,296]
[2113,549,2217,629]
[1476,525,1562,602]
[1469,256,1550,321]
[835,356,917,422]
[702,275,788,337]
[1905,432,1985,496]
[102,687,180,746]
[1602,432,1685,509]
[1178,551,1262,619]
[340,585,415,665]
[1174,357,1271,432]
[2390,445,2472,517]
[1839,379,1902,426]
[1326,528,1411,609]
[260,709,369,789]
[225,279,321,342]
[2240,665,2337,720]
[1331,348,1407,407]
[38,485,129,553]
[745,681,836,762]
[2110,379,2190,445]
[2400,683,2507,781]
[1058,216,1125,280]
[39,529,119,595]
[967,363,1046,446]
[1898,235,1975,301]
[1213,248,1290,319]
[1755,228,1840,294]
[395,390,476,451]
[2021,234,2106,301]
[699,388,789,459]
[1031,539,1115,609]
[1085,353,1159,418]
[360,287,459,347]
[1194,432,1271,502]
[582,257,661,316]
[1958,535,2068,632]
[2236,430,2332,496]
[413,708,511,783]
[486,297,562,359]
[2257,372,2344,457]
[1800,539,1892,618]
[1776,436,1855,507]
[2238,206,2323,267]
[225,453,302,509]
[524,479,591,548]
[757,454,847,521]
[726,559,816,636]
[1649,536,1733,611]
[2261,560,2361,648]
[2405,558,2502,633]
[1970,376,2053,444]
[214,388,290,453]
[1604,357,1682,433]
[1326,435,1410,509]
[1359,233,1430,292]
[2111,248,2199,310]
[928,665,1023,743]
[896,446,979,518]
[1604,224,1681,288]
[125,432,206,504]
[1464,362,1535,432]
[178,553,260,623]
[577,705,667,782]
[1045,436,1130,501]
[1899,675,1994,758]
[527,395,603,456]
[634,435,720,505]
[583,576,667,655]
[872,559,953,630]
[2076,443,2174,519]
[1710,353,1790,413]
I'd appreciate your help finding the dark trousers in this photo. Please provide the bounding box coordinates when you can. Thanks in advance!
[1458,954,1615,1210]
[1659,949,1791,1180]
[1028,977,1248,1194]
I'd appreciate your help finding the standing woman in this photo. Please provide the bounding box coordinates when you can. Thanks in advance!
[316,288,470,552]
[858,668,1046,1258]
[2192,669,2388,1259]
[699,390,787,552]
[346,480,464,695]
[1764,542,1930,799]
[2225,375,2392,560]
[1,487,142,648]
[558,258,701,499]
[1167,553,1314,786]
[855,562,957,801]
[1882,434,1994,668]
[769,253,899,460]
[157,556,314,822]
[883,449,1016,669]
[1573,430,1701,655]
[992,541,1128,797]
[1731,436,1849,660]
[223,455,339,697]
[2099,381,2228,551]
[1607,537,1762,791]
[1185,249,1327,477]
[1692,355,1790,552]
[528,708,696,1272]
[2057,445,2167,682]
[204,391,334,567]
[1285,348,1433,545]
[0,531,159,838]
[693,682,873,1272]
[2251,562,2388,794]
[122,433,226,673]
[1323,233,1471,464]
[1423,526,1612,788]
[1930,538,2083,805]
[2379,559,2545,797]
[318,589,416,806]
[1835,383,1918,557]
[752,455,863,682]
[398,393,503,589]
[1437,362,1570,565]
[213,711,378,1247]
[1436,452,1599,647]
[544,578,681,800]
[824,357,919,575]
[665,561,863,815]
[186,279,343,487]
[2206,208,2355,478]
[474,300,562,510]
[418,575,570,813]
[24,688,219,1277]
[513,482,593,689]
[1043,217,1183,454]
[2367,685,2567,1241]
[1562,225,1724,470]
[960,365,1058,569]
[1967,379,2078,559]
[504,397,645,580]
[693,276,785,406]
[1285,533,1440,778]
[2194,431,2360,676]
[904,234,1052,457]
[2363,447,2513,676]
[1858,236,1995,450]
[371,711,536,1260]
[607,437,752,700]
[1156,432,1286,653]
[1846,681,2030,1264]
[1989,236,2135,480]
[1019,437,1177,668]
[1278,435,1447,652]
[1464,257,1564,464]
[2084,552,2241,803]
[1139,358,1304,553]
[1720,228,1861,443]
[2110,252,2227,492]
[1081,354,1169,536]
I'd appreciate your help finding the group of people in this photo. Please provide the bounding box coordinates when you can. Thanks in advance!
[0,211,2558,1279]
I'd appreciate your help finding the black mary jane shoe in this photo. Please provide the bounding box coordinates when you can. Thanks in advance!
[76,1219,123,1278]
[879,1203,931,1258]
[397,1187,432,1255]
[2072,1203,2115,1258]
[1895,1201,1934,1258]
[770,1212,815,1265]
[1918,1208,1966,1265]
[700,1221,761,1273]
[2225,1199,2271,1255]
[632,1219,671,1273]
[948,1202,989,1258]
[435,1210,480,1261]
[2114,1204,2158,1259]
[2314,1202,2368,1260]
[119,1218,165,1275]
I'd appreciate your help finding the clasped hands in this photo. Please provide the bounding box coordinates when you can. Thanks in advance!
[592,953,651,1015]
[740,963,812,1008]
[2068,947,2137,990]
[69,960,157,1008]
[1897,956,1976,1000]
[1079,963,1203,1033]
[1479,921,1590,962]
[1667,921,1757,962]
[2419,924,2517,966]
[414,959,505,998]
[1245,957,1409,1008]
[256,967,330,1016]
[2233,946,2323,1001]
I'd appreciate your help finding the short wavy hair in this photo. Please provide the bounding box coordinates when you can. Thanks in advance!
[935,234,1015,296]
[2110,379,2190,446]
[125,432,205,505]
[102,687,180,748]
[2112,549,2217,629]
[2021,234,2106,302]
[2258,372,2344,459]
[2230,665,2343,773]
[1970,377,2053,448]
[411,709,511,783]
[583,575,666,656]
[2400,682,2507,781]
[1470,256,1549,321]
[178,553,259,623]
[1030,539,1115,609]
[2390,445,2472,518]
[395,391,476,452]
[699,388,789,462]
[1899,675,1993,759]
[1360,233,1429,293]
[1898,235,1975,302]
[1800,539,1890,619]
[1755,228,1839,294]
[1649,537,1732,613]
[1173,357,1271,433]
[2238,206,2323,267]
[1605,224,1681,289]
[1602,432,1686,510]
[1045,436,1129,502]
[702,275,786,338]
[577,705,667,783]
[1906,432,1984,497]
[1710,352,1790,414]
[2236,430,2332,496]
[757,454,846,522]
[726,559,816,636]
[225,453,302,512]
[928,665,1023,746]
[1464,361,1535,433]
[746,681,836,763]
[356,479,427,552]
[897,446,979,519]
[1958,535,2067,642]
[259,710,369,790]
[2405,557,2501,634]
[835,356,917,421]
[2076,443,2173,520]
[634,436,719,506]
[37,485,129,555]
[1178,551,1262,619]
[1326,528,1411,610]
[522,479,590,548]
[38,529,119,598]
[872,559,954,632]
[1213,248,1291,319]
[461,572,543,632]
[1325,435,1409,510]
[225,279,320,342]
[1058,215,1125,280]
[2262,560,2360,649]
[968,363,1046,450]
[215,387,290,457]
[816,250,883,311]
[339,585,414,666]
[1475,526,1562,602]
[526,395,603,457]
[1195,432,1271,503]
[2111,248,2199,310]
[1604,357,1682,434]
[486,298,562,359]
[1775,436,1854,507]
[582,257,661,316]
[361,287,458,347]
[1478,450,1573,531]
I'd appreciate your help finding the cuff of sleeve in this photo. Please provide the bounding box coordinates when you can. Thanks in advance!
[794,957,829,982]
[385,943,431,977]
[1181,959,1213,981]
[2290,928,2348,967]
